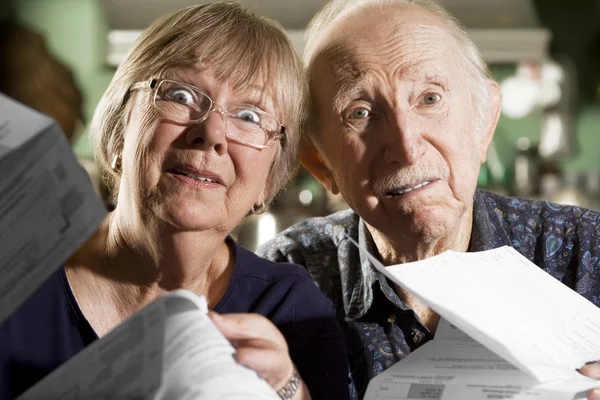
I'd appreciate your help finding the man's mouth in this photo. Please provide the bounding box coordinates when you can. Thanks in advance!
[387,181,431,196]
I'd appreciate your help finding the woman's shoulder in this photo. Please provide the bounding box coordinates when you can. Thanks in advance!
[235,241,312,282]
[218,240,334,320]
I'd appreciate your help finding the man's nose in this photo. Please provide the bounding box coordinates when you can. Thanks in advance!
[383,114,427,165]
[184,110,228,155]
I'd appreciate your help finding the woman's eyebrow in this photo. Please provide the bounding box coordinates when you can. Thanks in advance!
[233,86,277,112]
[164,70,277,113]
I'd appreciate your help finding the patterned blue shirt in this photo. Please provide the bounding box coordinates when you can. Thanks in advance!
[257,189,600,399]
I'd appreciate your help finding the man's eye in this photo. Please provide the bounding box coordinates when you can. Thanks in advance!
[234,109,261,124]
[421,93,441,105]
[165,89,195,105]
[348,108,370,120]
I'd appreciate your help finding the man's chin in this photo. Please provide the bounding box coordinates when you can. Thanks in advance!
[374,207,459,244]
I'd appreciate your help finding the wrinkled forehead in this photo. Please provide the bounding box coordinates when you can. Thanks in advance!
[311,4,461,94]
[319,37,454,87]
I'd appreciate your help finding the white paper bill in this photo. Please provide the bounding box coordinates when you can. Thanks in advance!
[343,234,600,397]
[17,290,279,399]
[0,94,106,324]
[364,319,598,400]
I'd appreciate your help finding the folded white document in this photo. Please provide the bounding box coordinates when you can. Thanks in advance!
[0,94,106,324]
[17,290,280,400]
[344,235,600,399]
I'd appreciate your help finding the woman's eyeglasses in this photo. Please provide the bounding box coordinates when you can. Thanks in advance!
[129,78,285,150]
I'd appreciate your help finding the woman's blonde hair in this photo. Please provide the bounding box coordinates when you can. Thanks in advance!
[90,1,306,206]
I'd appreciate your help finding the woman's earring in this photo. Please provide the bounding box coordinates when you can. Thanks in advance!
[251,200,266,215]
[111,154,122,173]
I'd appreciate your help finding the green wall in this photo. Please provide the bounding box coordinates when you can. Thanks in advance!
[15,0,113,159]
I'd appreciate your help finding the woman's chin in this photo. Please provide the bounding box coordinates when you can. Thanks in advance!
[155,205,226,232]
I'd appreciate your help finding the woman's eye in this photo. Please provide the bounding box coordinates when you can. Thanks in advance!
[234,109,261,124]
[421,93,441,105]
[348,108,370,120]
[166,89,195,105]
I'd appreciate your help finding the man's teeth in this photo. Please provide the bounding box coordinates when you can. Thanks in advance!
[391,181,430,195]
[176,171,217,183]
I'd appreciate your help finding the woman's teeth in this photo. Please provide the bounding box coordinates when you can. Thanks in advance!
[174,170,217,183]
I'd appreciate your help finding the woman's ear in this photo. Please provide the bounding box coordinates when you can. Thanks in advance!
[300,137,339,195]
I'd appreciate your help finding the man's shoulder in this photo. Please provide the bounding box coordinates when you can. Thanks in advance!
[478,189,600,226]
[477,189,600,264]
[257,208,359,261]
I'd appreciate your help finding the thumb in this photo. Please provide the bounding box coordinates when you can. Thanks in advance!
[580,361,600,379]
[208,312,276,342]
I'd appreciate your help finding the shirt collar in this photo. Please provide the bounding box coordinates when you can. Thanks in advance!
[469,189,512,251]
[335,217,379,320]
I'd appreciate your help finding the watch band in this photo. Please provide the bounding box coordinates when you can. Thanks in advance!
[277,366,301,400]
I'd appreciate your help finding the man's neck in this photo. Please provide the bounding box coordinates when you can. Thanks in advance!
[366,211,474,334]
[367,211,473,265]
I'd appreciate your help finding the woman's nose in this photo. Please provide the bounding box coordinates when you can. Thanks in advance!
[184,110,228,155]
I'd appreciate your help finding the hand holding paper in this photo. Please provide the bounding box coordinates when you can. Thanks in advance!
[209,312,298,392]
[18,291,281,400]
[344,233,600,399]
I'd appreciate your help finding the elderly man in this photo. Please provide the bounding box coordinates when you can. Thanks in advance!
[257,0,600,398]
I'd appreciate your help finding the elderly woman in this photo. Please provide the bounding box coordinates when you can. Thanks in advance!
[0,3,349,400]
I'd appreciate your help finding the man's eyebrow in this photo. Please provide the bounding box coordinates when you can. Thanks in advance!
[330,67,448,105]
[331,78,368,112]
[397,64,450,86]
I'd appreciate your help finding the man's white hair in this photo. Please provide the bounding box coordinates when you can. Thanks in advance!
[304,0,492,139]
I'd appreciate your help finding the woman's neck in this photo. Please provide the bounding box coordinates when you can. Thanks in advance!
[76,208,234,309]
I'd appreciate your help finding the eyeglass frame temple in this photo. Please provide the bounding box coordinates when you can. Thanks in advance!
[129,79,159,92]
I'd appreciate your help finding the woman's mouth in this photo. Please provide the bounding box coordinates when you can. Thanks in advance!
[170,169,219,183]
[166,164,224,187]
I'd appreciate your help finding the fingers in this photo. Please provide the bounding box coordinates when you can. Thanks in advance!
[208,312,288,350]
[208,311,295,391]
[588,388,600,400]
[580,362,600,380]
[235,347,294,390]
[579,361,600,400]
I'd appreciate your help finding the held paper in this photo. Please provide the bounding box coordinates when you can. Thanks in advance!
[343,234,600,398]
[17,290,279,400]
[364,319,597,400]
[0,94,106,324]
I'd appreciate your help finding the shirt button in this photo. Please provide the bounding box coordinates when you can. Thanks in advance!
[412,331,424,344]
[387,314,396,324]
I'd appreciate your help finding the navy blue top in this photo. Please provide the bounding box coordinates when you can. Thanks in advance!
[0,240,349,399]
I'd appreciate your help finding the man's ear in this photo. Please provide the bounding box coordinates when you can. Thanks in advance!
[300,137,339,195]
[478,79,502,164]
